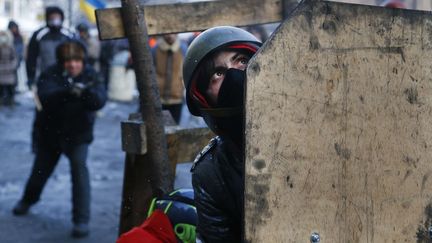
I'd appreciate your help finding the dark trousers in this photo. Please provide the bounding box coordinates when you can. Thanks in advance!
[0,84,14,105]
[21,143,91,224]
[31,111,40,153]
[162,103,182,124]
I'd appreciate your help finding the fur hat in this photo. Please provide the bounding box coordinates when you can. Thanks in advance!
[56,41,86,63]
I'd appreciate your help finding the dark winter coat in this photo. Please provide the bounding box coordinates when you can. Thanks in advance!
[191,136,244,243]
[36,64,107,147]
[0,44,17,85]
[26,26,73,84]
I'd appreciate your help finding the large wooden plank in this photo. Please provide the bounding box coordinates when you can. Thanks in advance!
[96,0,283,40]
[245,0,432,242]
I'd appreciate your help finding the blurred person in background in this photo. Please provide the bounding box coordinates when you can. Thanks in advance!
[8,21,23,66]
[246,25,269,42]
[151,34,187,124]
[7,20,24,95]
[186,32,201,46]
[13,41,107,238]
[76,22,100,69]
[26,6,73,153]
[0,30,17,106]
[26,6,73,88]
[99,39,129,88]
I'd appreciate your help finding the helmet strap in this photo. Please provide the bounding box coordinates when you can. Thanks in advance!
[200,106,242,117]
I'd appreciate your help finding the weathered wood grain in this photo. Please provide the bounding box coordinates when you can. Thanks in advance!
[121,120,147,154]
[96,0,282,40]
[245,1,432,242]
[96,8,125,41]
[166,127,214,172]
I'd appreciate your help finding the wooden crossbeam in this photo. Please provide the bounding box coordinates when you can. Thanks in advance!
[119,113,213,234]
[96,0,285,40]
[121,112,213,162]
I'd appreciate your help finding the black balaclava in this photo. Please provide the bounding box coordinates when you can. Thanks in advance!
[217,68,245,108]
[214,69,245,147]
[195,44,258,148]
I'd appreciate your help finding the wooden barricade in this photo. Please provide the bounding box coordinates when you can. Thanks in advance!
[245,1,432,242]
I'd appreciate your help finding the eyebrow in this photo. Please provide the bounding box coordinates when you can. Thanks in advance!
[231,53,242,62]
[211,53,248,76]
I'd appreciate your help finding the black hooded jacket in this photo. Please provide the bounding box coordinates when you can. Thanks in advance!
[191,136,244,242]
[36,64,107,147]
[26,26,73,85]
[26,7,73,85]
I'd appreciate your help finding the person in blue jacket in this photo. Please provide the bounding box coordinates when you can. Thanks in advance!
[13,41,107,238]
[26,6,74,153]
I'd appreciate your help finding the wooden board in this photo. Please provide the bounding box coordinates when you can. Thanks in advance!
[166,126,214,172]
[245,1,432,242]
[96,0,283,40]
[121,112,213,163]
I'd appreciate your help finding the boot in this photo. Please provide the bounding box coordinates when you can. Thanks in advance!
[12,200,31,215]
[71,223,89,238]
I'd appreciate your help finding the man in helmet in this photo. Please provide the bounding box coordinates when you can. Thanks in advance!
[182,26,261,242]
[13,41,107,238]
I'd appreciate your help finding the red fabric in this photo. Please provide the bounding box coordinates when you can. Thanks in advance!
[116,210,177,243]
[227,43,258,53]
[382,0,405,8]
[191,75,211,108]
[148,37,157,48]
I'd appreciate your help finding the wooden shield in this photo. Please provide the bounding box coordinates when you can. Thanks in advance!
[245,0,432,242]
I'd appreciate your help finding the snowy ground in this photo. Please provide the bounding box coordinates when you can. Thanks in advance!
[0,92,196,242]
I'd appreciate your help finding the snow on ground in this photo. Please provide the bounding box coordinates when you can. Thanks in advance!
[0,92,193,242]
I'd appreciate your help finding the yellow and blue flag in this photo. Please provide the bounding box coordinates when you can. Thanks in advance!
[80,0,106,23]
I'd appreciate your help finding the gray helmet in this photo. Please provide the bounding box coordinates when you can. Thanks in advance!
[183,26,261,116]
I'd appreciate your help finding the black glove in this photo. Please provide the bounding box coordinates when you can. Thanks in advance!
[70,82,86,97]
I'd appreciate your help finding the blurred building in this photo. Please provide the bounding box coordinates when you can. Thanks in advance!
[408,0,432,10]
[0,0,110,37]
[0,0,43,36]
[333,0,432,9]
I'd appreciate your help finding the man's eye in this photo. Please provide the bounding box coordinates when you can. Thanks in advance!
[240,58,248,65]
[215,71,224,76]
